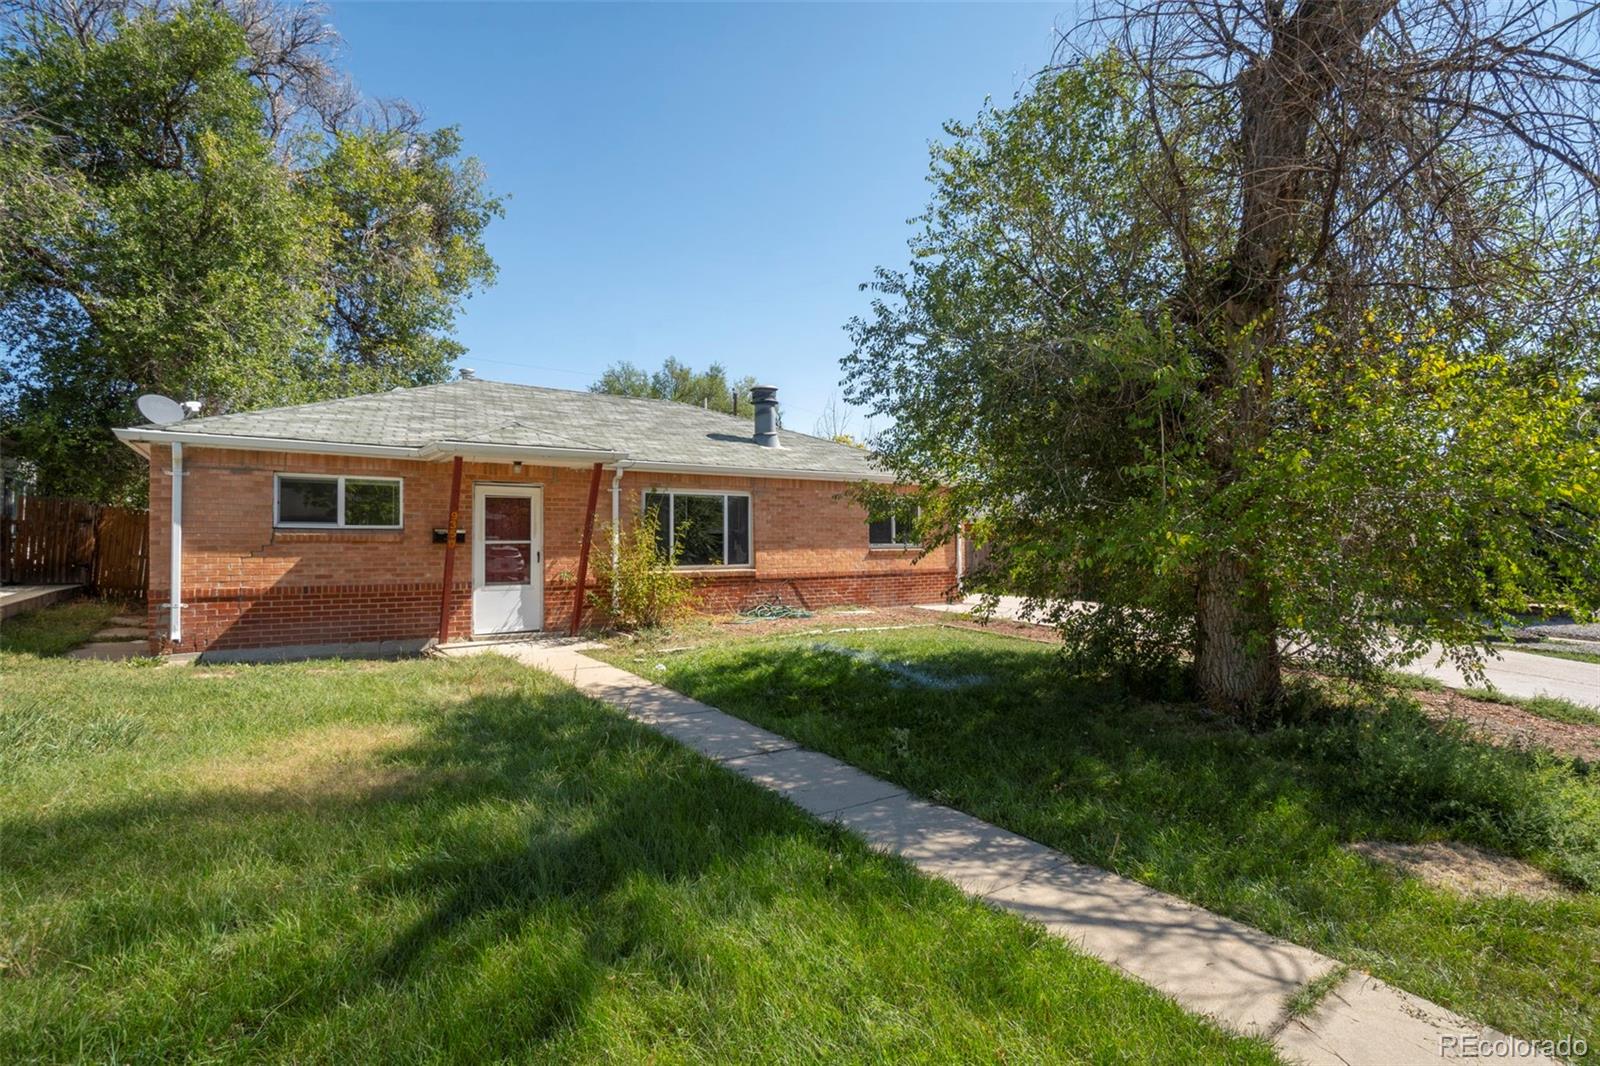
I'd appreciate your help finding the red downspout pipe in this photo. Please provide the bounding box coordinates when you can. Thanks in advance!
[571,461,604,634]
[437,456,464,644]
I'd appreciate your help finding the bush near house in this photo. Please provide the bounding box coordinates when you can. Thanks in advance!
[587,511,695,630]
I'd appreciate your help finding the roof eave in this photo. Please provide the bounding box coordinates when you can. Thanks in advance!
[114,427,427,460]
[419,439,626,466]
[111,428,898,482]
[623,459,897,483]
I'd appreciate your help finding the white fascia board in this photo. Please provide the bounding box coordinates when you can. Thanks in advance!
[113,428,425,459]
[622,459,898,483]
[418,440,627,465]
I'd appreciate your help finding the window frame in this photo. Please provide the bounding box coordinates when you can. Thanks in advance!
[641,489,754,569]
[273,473,404,530]
[868,501,921,549]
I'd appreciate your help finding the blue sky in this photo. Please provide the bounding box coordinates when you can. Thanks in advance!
[329,2,1063,435]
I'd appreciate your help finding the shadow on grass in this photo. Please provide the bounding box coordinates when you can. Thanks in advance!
[654,634,1600,892]
[0,681,809,1053]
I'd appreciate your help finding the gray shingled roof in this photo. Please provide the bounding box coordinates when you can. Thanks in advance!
[121,379,887,479]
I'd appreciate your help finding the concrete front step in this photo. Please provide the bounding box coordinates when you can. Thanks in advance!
[94,626,147,639]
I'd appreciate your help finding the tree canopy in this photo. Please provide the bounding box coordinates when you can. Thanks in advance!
[591,357,758,415]
[0,0,501,502]
[846,3,1600,718]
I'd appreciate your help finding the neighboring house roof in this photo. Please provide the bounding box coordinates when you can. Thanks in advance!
[114,379,891,482]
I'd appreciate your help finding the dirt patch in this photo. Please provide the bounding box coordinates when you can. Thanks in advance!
[188,723,433,801]
[1411,688,1600,763]
[1347,841,1569,901]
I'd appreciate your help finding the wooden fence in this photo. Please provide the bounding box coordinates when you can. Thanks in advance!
[1,495,149,598]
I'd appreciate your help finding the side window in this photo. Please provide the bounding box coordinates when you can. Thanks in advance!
[868,500,920,547]
[276,475,402,529]
[643,491,751,566]
[277,476,339,525]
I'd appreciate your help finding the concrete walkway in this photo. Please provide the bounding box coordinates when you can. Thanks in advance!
[920,596,1600,710]
[65,610,148,661]
[0,583,78,619]
[443,638,1556,1065]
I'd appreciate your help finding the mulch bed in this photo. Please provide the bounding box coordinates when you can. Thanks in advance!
[1411,688,1600,764]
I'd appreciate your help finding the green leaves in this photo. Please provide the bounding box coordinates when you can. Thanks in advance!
[845,52,1600,690]
[591,358,758,415]
[0,3,500,502]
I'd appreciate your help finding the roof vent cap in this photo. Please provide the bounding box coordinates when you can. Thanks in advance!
[750,385,780,448]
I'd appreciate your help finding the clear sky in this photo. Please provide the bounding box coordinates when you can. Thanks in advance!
[328,2,1064,435]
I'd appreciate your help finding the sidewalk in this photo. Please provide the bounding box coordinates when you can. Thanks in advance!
[444,638,1557,1065]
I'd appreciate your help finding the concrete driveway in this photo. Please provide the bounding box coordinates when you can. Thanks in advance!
[918,596,1600,711]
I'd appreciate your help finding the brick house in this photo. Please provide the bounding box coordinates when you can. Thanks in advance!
[114,379,957,658]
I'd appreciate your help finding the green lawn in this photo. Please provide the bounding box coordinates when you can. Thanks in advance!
[0,597,122,656]
[0,629,1274,1063]
[599,626,1600,1058]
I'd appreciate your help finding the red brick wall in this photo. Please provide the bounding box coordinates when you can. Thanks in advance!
[143,446,956,653]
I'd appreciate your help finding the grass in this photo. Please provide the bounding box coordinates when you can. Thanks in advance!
[1519,645,1600,667]
[0,628,1275,1063]
[1389,668,1600,728]
[1452,686,1600,729]
[0,597,122,656]
[598,626,1600,1058]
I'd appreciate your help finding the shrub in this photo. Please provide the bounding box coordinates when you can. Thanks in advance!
[588,510,696,630]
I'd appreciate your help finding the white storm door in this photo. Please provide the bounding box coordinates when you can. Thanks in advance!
[472,485,543,634]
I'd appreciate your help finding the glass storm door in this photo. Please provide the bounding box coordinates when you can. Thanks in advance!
[472,485,543,634]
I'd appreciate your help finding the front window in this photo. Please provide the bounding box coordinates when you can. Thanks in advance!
[868,500,920,548]
[643,490,751,567]
[275,474,402,528]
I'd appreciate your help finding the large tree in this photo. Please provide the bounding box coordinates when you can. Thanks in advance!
[592,357,758,415]
[845,2,1600,718]
[0,0,500,502]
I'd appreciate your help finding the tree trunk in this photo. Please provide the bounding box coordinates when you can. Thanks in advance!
[1195,553,1283,719]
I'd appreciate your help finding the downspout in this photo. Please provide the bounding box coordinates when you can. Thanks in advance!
[168,442,184,644]
[955,522,965,591]
[609,462,629,614]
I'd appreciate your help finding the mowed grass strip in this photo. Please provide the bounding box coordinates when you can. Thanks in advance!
[0,641,1275,1064]
[600,627,1600,1057]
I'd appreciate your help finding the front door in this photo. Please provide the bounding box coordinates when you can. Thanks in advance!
[472,484,543,635]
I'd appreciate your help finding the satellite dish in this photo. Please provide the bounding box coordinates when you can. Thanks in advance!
[136,394,186,425]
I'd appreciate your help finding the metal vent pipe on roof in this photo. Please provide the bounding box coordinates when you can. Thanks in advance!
[750,385,780,448]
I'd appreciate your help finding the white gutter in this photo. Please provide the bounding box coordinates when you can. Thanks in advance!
[113,428,628,468]
[419,440,626,465]
[622,459,897,483]
[169,442,184,644]
[115,428,423,460]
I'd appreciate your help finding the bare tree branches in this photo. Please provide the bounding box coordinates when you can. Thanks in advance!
[1062,0,1600,350]
[1,0,423,146]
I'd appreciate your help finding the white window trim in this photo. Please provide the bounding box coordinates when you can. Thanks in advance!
[274,473,404,530]
[868,504,920,549]
[642,489,754,569]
